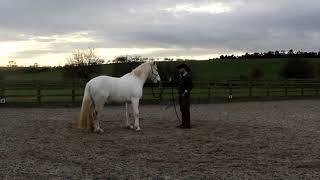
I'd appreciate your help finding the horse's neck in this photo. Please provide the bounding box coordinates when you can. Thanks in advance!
[130,64,149,85]
[135,71,148,85]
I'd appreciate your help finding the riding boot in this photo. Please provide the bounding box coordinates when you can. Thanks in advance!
[179,94,190,128]
[179,95,186,128]
[185,96,191,129]
[182,116,187,128]
[182,110,187,128]
[185,115,191,129]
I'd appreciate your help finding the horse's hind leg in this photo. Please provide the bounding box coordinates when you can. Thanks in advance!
[93,101,105,133]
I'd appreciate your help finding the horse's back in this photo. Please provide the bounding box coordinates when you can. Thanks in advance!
[89,75,117,82]
[87,74,142,103]
[87,76,114,99]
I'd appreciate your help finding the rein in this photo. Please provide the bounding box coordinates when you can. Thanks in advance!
[149,64,181,123]
[164,79,181,123]
[150,64,164,98]
[151,83,163,98]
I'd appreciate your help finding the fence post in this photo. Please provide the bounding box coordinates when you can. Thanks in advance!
[284,80,288,97]
[266,81,270,97]
[208,83,211,100]
[228,80,233,101]
[159,85,163,101]
[36,81,41,104]
[249,81,252,97]
[212,81,216,99]
[72,81,76,103]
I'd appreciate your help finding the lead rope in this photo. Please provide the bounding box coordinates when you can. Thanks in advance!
[151,82,163,98]
[150,63,180,122]
[171,84,182,123]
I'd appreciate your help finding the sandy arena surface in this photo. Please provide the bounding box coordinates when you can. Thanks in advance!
[1,100,320,179]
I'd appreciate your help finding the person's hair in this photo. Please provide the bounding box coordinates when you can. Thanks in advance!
[176,64,191,72]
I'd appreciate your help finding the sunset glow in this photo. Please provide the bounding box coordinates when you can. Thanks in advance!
[0,1,319,66]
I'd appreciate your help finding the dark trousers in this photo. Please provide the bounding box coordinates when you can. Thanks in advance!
[179,95,191,128]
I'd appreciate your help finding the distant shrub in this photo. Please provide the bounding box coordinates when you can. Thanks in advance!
[22,67,52,73]
[114,55,146,63]
[112,61,194,82]
[112,62,142,77]
[280,58,315,79]
[250,67,264,79]
[63,64,103,82]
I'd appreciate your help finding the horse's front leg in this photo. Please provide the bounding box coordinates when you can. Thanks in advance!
[131,98,141,131]
[125,102,133,129]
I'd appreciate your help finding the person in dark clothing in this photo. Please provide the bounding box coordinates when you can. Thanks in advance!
[171,64,193,129]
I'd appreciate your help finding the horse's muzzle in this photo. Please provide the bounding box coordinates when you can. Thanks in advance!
[158,81,163,88]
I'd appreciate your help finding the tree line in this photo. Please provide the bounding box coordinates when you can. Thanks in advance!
[217,49,320,60]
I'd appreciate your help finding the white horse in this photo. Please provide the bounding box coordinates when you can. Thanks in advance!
[79,61,161,133]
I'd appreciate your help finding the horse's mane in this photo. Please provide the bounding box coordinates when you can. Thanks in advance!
[132,62,151,77]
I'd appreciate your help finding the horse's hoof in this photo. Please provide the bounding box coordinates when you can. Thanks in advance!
[130,125,134,130]
[94,128,104,134]
[135,127,141,132]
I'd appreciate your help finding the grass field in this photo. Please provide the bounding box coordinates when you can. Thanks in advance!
[1,80,320,106]
[1,59,320,105]
[2,58,320,82]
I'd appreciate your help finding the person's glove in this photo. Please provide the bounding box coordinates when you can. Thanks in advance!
[182,90,188,96]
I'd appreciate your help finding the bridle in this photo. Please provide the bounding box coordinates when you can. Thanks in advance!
[150,64,159,82]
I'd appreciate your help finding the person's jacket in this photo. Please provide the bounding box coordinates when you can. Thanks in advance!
[176,73,193,95]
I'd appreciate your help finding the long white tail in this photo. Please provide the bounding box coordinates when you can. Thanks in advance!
[79,84,95,130]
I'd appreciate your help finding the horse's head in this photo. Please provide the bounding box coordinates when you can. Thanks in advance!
[149,61,161,83]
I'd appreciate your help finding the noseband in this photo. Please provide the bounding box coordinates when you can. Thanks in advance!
[150,64,159,82]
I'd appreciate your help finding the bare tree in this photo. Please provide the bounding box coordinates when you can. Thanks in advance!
[67,48,104,66]
[64,48,105,81]
[7,60,17,67]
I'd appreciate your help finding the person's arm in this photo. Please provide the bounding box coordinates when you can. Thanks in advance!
[182,76,193,96]
[169,77,178,86]
[186,76,193,92]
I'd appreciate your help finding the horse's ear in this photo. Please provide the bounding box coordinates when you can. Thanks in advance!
[153,61,156,65]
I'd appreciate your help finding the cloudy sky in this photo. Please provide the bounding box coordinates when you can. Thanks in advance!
[0,0,320,66]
